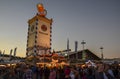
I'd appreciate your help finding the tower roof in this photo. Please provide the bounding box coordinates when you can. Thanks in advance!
[28,14,53,24]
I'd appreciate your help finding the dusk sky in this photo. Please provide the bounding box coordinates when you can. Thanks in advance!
[0,0,120,58]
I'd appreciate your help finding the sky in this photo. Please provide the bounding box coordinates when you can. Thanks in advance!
[0,0,120,58]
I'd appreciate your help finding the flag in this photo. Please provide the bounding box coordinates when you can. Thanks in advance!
[9,49,13,57]
[14,47,17,57]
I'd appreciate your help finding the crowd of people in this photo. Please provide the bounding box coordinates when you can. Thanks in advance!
[0,62,120,79]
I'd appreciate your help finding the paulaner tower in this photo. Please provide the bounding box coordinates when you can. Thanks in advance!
[26,4,53,57]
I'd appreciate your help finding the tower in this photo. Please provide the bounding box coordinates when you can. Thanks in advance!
[100,47,104,59]
[81,40,86,60]
[26,4,52,57]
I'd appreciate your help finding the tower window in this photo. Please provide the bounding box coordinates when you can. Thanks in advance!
[35,40,37,43]
[34,50,37,53]
[27,40,28,43]
[36,27,38,30]
[28,27,30,30]
[27,44,28,47]
[36,19,38,21]
[31,25,34,32]
[36,23,38,25]
[50,26,52,29]
[35,35,37,38]
[28,25,30,27]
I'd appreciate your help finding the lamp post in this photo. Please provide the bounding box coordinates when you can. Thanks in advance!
[100,47,104,59]
[81,40,86,60]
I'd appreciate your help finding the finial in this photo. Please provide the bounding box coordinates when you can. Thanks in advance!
[37,3,47,17]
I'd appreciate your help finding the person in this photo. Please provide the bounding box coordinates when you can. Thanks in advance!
[44,67,50,79]
[36,67,41,79]
[86,66,95,79]
[64,66,71,79]
[49,67,56,79]
[23,65,33,79]
[0,69,4,79]
[69,66,79,79]
[94,62,104,79]
[104,64,115,79]
[59,68,65,79]
[31,65,37,79]
[2,68,18,79]
[70,68,75,79]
